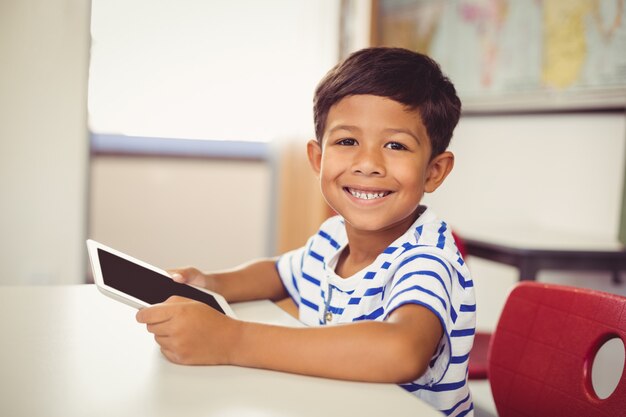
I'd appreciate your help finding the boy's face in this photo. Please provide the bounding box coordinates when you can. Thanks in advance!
[308,94,453,235]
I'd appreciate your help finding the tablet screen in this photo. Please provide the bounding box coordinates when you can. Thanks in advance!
[97,248,225,314]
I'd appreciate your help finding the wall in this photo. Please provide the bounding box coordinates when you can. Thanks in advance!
[429,112,626,239]
[0,0,91,285]
[89,156,271,273]
[88,0,340,142]
[424,111,626,330]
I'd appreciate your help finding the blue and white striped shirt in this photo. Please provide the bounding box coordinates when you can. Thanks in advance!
[276,207,476,416]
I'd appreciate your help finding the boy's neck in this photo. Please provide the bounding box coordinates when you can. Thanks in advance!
[335,207,424,278]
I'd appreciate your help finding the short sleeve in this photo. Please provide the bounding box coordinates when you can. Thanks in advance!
[275,246,307,307]
[384,251,455,385]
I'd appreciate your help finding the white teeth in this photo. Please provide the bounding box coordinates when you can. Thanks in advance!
[348,188,389,200]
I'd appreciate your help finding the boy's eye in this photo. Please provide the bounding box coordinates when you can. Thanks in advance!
[336,138,357,146]
[385,141,407,151]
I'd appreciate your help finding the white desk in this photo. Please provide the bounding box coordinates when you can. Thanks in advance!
[0,285,440,417]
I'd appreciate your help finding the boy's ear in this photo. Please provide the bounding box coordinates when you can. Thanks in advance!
[307,139,322,176]
[425,151,454,193]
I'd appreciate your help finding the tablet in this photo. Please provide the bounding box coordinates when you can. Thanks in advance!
[86,239,235,317]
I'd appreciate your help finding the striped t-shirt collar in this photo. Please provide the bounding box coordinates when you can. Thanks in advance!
[322,205,436,291]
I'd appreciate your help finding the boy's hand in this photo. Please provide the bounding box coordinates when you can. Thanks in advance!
[168,267,208,288]
[135,296,240,365]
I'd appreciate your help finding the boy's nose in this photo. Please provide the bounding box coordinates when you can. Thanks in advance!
[352,146,385,176]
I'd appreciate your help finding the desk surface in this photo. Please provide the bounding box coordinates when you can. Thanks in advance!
[0,285,438,417]
[460,225,624,251]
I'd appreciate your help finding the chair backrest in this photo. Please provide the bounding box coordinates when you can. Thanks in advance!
[488,281,626,417]
[451,230,467,259]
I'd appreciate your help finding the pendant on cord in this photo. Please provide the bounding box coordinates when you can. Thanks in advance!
[324,311,333,323]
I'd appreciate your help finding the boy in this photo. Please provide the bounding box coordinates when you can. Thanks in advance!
[136,47,476,417]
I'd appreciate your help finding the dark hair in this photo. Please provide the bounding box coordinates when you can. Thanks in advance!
[313,47,461,158]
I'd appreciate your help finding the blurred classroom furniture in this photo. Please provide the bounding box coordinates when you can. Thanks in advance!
[463,227,626,283]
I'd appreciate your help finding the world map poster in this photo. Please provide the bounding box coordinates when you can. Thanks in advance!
[374,0,626,112]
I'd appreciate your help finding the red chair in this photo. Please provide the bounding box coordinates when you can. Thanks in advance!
[468,332,491,379]
[488,281,626,417]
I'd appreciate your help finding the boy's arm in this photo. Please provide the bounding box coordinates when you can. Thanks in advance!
[169,258,288,303]
[234,303,442,383]
[136,300,442,384]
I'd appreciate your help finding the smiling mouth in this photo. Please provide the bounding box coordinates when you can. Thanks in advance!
[345,187,392,200]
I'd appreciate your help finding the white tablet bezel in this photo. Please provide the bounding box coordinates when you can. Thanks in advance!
[86,239,236,317]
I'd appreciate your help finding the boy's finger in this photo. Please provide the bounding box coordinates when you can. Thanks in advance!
[170,272,185,282]
[147,323,170,337]
[164,295,192,304]
[135,304,173,324]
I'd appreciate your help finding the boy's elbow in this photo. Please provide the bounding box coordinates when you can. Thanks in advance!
[385,337,430,384]
[394,354,428,384]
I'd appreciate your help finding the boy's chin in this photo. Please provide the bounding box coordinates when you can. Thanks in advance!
[342,214,416,235]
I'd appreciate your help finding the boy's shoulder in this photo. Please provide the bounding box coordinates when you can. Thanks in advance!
[387,206,446,248]
[391,207,466,270]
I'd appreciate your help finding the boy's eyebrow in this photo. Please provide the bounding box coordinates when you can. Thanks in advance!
[383,128,422,145]
[328,124,360,134]
[329,125,420,139]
